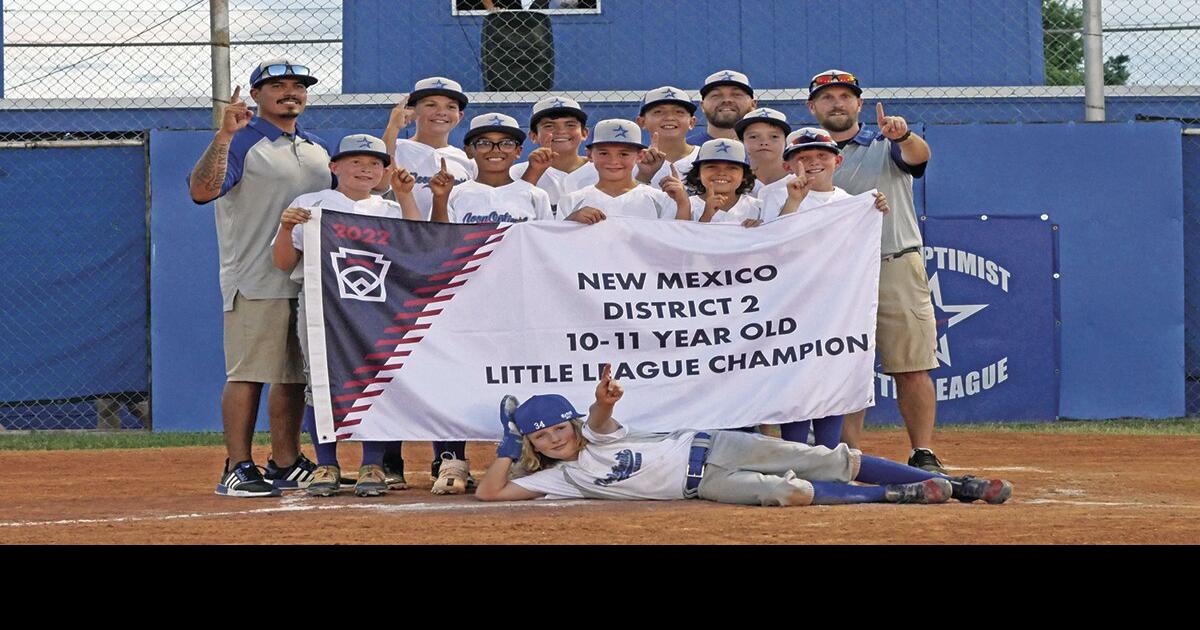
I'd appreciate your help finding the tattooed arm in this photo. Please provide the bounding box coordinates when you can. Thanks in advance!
[189,87,251,203]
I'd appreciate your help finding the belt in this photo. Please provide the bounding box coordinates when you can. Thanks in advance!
[881,246,922,261]
[684,432,712,498]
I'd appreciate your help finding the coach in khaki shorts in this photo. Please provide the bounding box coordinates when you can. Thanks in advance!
[805,69,945,473]
[188,58,331,496]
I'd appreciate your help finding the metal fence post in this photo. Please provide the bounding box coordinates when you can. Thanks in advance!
[1083,0,1106,122]
[210,0,231,129]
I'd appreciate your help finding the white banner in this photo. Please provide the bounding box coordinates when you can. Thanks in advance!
[306,191,882,442]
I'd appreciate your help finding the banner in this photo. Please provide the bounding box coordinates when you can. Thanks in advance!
[305,192,883,443]
[867,215,1060,423]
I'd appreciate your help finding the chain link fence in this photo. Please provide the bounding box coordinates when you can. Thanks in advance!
[2,0,1199,429]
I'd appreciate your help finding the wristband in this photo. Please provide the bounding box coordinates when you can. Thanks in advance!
[894,130,913,143]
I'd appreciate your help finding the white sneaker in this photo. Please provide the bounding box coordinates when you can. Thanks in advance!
[431,456,471,495]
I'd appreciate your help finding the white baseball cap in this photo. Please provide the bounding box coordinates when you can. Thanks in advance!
[530,95,588,128]
[586,119,645,148]
[700,69,753,98]
[464,112,526,145]
[639,86,696,116]
[406,76,468,109]
[331,133,390,166]
[783,127,841,160]
[691,138,749,168]
[734,107,791,139]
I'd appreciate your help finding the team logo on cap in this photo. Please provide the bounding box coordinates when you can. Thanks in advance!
[331,248,391,303]
[430,79,448,89]
[714,141,732,154]
[355,137,374,149]
[551,97,567,107]
[718,71,736,81]
[792,129,835,145]
[612,126,630,139]
[488,115,506,126]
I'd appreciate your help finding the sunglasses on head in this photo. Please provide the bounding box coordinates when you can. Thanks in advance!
[810,72,858,88]
[257,64,310,81]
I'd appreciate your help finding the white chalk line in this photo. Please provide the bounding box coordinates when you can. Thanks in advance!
[0,497,593,529]
[1023,498,1200,509]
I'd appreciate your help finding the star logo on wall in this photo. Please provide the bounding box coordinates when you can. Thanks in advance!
[928,272,988,366]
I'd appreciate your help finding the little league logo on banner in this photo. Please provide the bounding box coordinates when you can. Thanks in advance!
[868,215,1061,423]
[304,193,884,443]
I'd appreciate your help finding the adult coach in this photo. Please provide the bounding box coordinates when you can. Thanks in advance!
[686,70,758,145]
[188,58,330,496]
[805,69,943,473]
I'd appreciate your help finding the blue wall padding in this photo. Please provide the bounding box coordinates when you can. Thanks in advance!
[0,145,148,401]
[1183,135,1200,414]
[924,121,1185,419]
[342,0,1044,94]
[148,128,362,431]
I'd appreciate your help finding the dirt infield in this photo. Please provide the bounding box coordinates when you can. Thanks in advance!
[2,430,1198,544]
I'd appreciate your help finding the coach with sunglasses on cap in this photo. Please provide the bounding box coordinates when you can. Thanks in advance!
[803,69,944,473]
[188,58,331,497]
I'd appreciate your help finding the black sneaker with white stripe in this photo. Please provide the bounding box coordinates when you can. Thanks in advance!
[216,459,282,497]
[264,453,318,489]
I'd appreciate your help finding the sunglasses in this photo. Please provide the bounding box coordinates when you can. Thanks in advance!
[810,72,858,88]
[256,64,310,81]
[470,138,522,152]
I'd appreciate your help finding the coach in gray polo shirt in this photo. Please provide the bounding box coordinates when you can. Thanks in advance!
[805,69,945,473]
[188,58,331,496]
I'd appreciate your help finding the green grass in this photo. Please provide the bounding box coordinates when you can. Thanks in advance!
[2,417,1198,451]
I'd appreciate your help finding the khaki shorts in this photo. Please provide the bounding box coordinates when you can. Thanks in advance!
[876,252,939,374]
[223,293,306,383]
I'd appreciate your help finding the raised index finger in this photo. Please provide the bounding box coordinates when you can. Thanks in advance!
[230,85,241,104]
[600,363,612,382]
[669,164,680,178]
[439,157,448,173]
[876,102,886,125]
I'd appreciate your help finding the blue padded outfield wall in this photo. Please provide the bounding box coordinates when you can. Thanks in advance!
[146,121,1185,431]
[0,145,148,427]
[342,0,1045,93]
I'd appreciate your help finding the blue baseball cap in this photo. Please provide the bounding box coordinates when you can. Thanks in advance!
[250,57,318,88]
[513,394,584,435]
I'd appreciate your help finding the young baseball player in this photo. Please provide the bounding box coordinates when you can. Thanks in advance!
[379,77,477,488]
[682,139,762,226]
[734,107,792,198]
[270,133,420,497]
[475,365,1013,506]
[382,76,475,220]
[557,119,691,224]
[633,86,700,188]
[431,113,553,225]
[510,95,597,213]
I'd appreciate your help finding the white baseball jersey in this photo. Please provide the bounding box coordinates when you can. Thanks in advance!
[509,160,598,208]
[510,421,699,500]
[688,193,764,223]
[644,146,699,187]
[557,184,681,221]
[760,183,851,222]
[446,179,553,224]
[273,188,406,282]
[393,139,476,220]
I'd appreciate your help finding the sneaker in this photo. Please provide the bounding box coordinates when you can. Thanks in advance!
[215,459,281,498]
[382,455,408,490]
[355,464,389,497]
[306,464,342,497]
[431,455,471,495]
[947,475,1013,504]
[431,455,476,489]
[264,453,318,489]
[884,478,952,504]
[908,448,947,474]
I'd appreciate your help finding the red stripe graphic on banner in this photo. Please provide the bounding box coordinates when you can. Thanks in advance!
[393,309,443,320]
[440,251,493,267]
[427,266,478,282]
[403,295,453,307]
[342,377,393,388]
[364,350,411,359]
[335,419,363,428]
[333,389,384,403]
[415,280,467,294]
[463,226,509,240]
[352,363,404,374]
[375,336,423,346]
[383,323,432,333]
[336,433,353,441]
[332,405,369,417]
